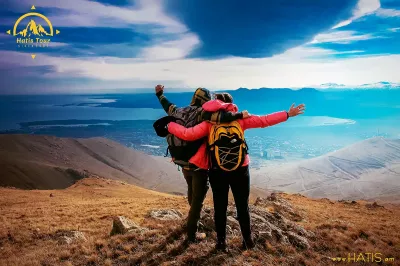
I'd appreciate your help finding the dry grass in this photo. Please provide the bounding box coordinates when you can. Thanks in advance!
[0,178,399,266]
[281,194,400,265]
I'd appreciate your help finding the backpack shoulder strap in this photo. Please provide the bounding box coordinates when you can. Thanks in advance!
[229,121,244,134]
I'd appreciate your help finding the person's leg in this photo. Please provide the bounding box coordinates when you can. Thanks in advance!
[186,169,209,241]
[182,169,193,206]
[209,169,230,248]
[229,166,253,248]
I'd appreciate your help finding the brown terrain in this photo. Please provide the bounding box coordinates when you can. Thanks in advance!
[0,177,399,266]
[0,134,399,265]
[0,134,186,194]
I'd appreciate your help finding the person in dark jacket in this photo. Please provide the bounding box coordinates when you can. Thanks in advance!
[155,85,247,243]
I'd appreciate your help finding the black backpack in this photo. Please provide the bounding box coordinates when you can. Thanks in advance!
[153,106,204,167]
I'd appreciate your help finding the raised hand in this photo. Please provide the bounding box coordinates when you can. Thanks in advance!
[155,84,164,94]
[288,103,305,117]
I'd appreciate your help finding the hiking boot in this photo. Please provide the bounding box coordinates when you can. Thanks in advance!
[184,232,206,246]
[215,241,228,252]
[242,237,255,250]
[183,237,198,246]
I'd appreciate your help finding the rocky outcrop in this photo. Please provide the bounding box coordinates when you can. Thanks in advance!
[366,202,384,209]
[122,194,313,250]
[254,193,304,222]
[149,209,184,221]
[110,216,148,236]
[55,230,87,245]
[200,193,314,250]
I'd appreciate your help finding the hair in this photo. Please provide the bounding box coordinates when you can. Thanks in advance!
[215,92,234,103]
[215,93,225,102]
[222,93,233,103]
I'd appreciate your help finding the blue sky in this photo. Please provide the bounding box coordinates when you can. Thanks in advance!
[0,0,399,94]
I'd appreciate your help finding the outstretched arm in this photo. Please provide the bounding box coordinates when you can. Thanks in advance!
[167,121,210,141]
[241,103,305,130]
[155,85,178,116]
[241,111,288,130]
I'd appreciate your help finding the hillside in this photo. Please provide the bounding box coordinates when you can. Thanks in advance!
[0,178,398,265]
[252,137,400,202]
[0,134,185,194]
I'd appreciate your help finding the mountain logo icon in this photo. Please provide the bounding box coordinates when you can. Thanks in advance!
[8,10,60,37]
[17,19,52,37]
[6,6,61,58]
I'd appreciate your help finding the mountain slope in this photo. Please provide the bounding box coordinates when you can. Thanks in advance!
[1,178,399,265]
[0,134,185,194]
[252,137,400,202]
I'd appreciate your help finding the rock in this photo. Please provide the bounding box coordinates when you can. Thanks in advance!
[226,225,233,235]
[227,216,240,229]
[290,223,315,238]
[253,194,304,221]
[257,230,273,242]
[200,212,214,231]
[267,193,278,201]
[251,213,268,223]
[56,230,86,245]
[287,231,310,249]
[50,193,54,197]
[110,216,147,236]
[203,207,212,215]
[149,209,183,221]
[338,200,358,205]
[366,202,384,209]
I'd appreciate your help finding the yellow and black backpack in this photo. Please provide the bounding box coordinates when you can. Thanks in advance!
[208,121,248,171]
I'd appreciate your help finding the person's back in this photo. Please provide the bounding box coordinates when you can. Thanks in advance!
[155,85,245,169]
[154,85,245,244]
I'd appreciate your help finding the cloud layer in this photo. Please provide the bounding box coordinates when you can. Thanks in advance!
[0,0,399,94]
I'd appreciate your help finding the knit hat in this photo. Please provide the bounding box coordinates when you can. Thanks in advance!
[190,88,214,107]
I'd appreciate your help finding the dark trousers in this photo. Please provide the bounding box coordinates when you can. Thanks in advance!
[209,166,251,243]
[182,169,209,240]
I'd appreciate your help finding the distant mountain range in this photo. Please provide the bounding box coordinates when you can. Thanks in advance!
[81,87,399,120]
[17,19,51,37]
[315,81,400,89]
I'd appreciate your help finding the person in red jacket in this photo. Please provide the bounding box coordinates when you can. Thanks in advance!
[166,93,305,251]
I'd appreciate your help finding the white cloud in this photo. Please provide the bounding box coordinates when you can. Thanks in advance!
[389,27,400,32]
[376,8,400,17]
[332,20,353,29]
[311,31,375,44]
[333,0,381,29]
[1,0,398,93]
[1,45,399,91]
[139,33,200,61]
[3,0,187,33]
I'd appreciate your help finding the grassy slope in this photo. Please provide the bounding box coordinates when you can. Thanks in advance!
[1,178,399,265]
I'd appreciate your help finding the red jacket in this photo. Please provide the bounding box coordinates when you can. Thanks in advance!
[168,100,289,170]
